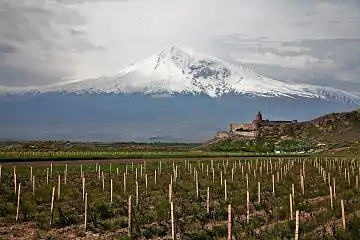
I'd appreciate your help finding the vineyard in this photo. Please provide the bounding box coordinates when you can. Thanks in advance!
[0,151,295,160]
[1,157,360,239]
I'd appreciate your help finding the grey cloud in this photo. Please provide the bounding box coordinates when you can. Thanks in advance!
[306,11,318,16]
[0,1,100,87]
[55,0,134,4]
[0,66,58,87]
[0,0,359,89]
[292,22,313,27]
[0,44,17,55]
[214,36,360,91]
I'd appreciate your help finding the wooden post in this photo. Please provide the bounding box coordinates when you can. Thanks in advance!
[84,192,88,231]
[333,178,336,199]
[300,175,304,195]
[140,164,143,178]
[302,161,305,180]
[258,182,261,204]
[246,173,249,190]
[30,166,33,183]
[46,168,49,186]
[272,175,275,196]
[50,163,53,179]
[32,176,35,198]
[57,175,61,199]
[246,190,250,224]
[102,171,105,191]
[124,172,127,193]
[50,186,55,226]
[212,167,215,183]
[98,165,101,179]
[14,172,17,194]
[136,181,139,206]
[175,165,178,181]
[292,184,295,205]
[82,177,85,200]
[145,174,148,195]
[80,165,83,179]
[110,179,113,203]
[64,164,67,186]
[329,185,333,210]
[341,199,345,230]
[290,194,293,220]
[206,187,210,213]
[128,195,132,238]
[228,204,232,240]
[196,171,199,199]
[295,210,299,240]
[154,169,157,184]
[171,201,175,240]
[16,183,21,221]
[169,183,172,203]
[224,179,227,201]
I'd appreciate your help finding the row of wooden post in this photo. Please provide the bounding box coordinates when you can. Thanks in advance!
[5,158,349,238]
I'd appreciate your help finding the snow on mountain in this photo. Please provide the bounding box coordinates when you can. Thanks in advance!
[2,46,360,104]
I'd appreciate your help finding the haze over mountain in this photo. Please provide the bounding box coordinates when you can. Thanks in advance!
[1,47,359,142]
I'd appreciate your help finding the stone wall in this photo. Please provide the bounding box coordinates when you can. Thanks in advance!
[261,121,295,126]
[216,131,231,138]
[229,123,254,131]
[233,131,257,138]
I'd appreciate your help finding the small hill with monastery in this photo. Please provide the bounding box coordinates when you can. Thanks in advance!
[205,109,360,153]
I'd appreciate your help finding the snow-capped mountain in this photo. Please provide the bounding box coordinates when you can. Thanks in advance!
[2,46,360,142]
[2,46,360,104]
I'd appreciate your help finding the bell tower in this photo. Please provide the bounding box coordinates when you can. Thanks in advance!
[255,110,263,122]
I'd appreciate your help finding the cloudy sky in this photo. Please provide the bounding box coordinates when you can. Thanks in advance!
[1,0,359,91]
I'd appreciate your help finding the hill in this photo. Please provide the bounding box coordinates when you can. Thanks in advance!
[205,109,360,153]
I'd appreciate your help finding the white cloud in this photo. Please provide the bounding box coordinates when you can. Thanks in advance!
[0,0,359,88]
[232,52,333,69]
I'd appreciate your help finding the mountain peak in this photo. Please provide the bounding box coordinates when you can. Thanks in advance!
[159,45,193,57]
[157,45,194,67]
[1,46,360,105]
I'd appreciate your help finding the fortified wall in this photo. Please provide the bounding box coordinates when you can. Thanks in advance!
[216,111,297,139]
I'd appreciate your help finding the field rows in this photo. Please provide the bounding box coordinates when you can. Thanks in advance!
[0,151,299,160]
[1,157,360,239]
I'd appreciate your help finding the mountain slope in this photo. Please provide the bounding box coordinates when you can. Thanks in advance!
[206,109,360,152]
[260,109,360,144]
[2,46,360,104]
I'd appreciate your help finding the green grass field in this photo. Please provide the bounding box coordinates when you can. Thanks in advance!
[0,150,305,161]
[1,157,360,239]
